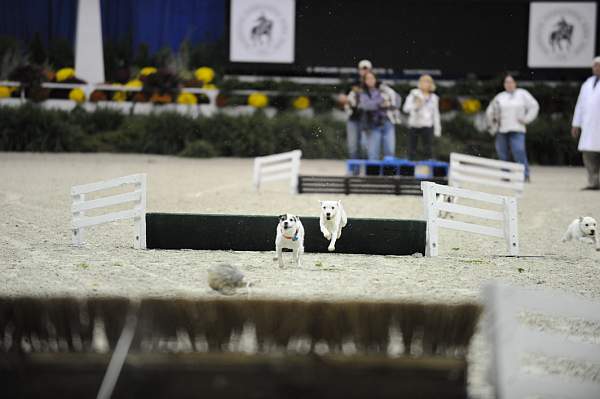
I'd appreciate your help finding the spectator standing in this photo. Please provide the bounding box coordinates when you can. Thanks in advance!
[486,75,539,181]
[339,59,373,160]
[402,75,441,160]
[571,56,600,190]
[357,72,395,160]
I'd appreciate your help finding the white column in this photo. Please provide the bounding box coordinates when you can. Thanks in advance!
[75,0,105,84]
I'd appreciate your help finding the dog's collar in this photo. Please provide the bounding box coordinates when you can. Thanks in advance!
[281,227,299,241]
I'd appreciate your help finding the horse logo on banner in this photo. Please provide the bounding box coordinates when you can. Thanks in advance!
[251,14,274,46]
[549,17,574,52]
[527,2,596,68]
[230,0,295,63]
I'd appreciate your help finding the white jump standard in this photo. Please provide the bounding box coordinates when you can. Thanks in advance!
[421,181,519,256]
[449,153,525,196]
[253,150,302,194]
[484,282,600,399]
[71,174,147,249]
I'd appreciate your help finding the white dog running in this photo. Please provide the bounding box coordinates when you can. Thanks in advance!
[319,200,348,252]
[275,213,305,268]
[562,216,600,251]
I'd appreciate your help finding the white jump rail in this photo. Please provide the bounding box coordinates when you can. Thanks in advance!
[483,282,600,399]
[449,153,525,196]
[421,181,518,256]
[71,174,147,249]
[253,150,302,194]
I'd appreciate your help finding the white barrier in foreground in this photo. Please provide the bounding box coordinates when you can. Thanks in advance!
[449,153,525,196]
[71,174,147,249]
[421,182,518,256]
[483,282,600,399]
[253,150,302,194]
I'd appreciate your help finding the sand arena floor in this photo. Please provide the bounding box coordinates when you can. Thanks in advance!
[1,152,599,398]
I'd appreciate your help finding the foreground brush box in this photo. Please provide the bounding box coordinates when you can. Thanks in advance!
[0,297,481,399]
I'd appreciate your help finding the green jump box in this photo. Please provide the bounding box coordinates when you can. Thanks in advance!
[146,213,425,256]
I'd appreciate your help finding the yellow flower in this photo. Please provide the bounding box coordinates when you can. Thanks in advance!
[461,98,481,114]
[293,96,310,110]
[202,83,218,90]
[0,86,11,98]
[139,67,157,77]
[69,88,86,103]
[56,67,76,82]
[194,67,215,83]
[125,79,143,88]
[177,92,198,105]
[248,92,268,108]
[113,91,126,102]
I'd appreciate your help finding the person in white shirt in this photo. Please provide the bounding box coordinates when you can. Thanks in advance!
[571,56,600,190]
[402,75,441,160]
[486,75,539,181]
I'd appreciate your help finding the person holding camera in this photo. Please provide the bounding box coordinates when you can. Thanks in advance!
[356,71,396,160]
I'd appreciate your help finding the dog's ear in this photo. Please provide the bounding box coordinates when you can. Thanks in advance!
[337,200,341,206]
[278,214,286,221]
[578,216,584,222]
[319,200,324,206]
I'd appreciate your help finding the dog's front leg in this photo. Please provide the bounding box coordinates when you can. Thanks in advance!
[277,246,284,268]
[295,246,303,266]
[320,219,331,240]
[328,227,338,252]
[578,237,594,244]
[595,234,600,251]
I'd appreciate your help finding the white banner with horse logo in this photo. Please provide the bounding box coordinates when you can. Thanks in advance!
[230,0,295,63]
[528,2,597,68]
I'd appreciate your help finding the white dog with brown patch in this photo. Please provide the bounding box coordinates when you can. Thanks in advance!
[562,216,600,251]
[319,200,347,252]
[275,213,305,268]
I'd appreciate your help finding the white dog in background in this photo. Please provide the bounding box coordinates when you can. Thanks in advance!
[319,200,347,252]
[275,214,305,268]
[562,216,599,251]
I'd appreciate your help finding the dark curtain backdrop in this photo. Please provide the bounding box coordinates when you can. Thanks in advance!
[0,0,225,50]
[101,0,225,52]
[0,0,78,45]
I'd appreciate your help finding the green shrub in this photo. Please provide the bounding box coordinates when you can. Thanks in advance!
[179,139,217,158]
[526,116,580,165]
[0,104,86,151]
[0,104,582,165]
[123,112,198,154]
[70,107,125,135]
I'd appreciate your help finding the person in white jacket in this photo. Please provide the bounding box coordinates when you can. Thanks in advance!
[486,75,539,181]
[402,75,441,160]
[571,57,600,190]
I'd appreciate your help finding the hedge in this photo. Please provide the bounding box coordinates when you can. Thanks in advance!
[0,104,582,165]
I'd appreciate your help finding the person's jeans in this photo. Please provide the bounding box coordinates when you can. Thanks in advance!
[495,131,529,178]
[367,121,395,160]
[346,119,366,159]
[407,126,433,160]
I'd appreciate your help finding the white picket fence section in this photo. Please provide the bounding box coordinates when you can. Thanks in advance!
[253,150,302,194]
[449,153,525,196]
[483,282,600,399]
[71,174,147,249]
[421,181,518,256]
